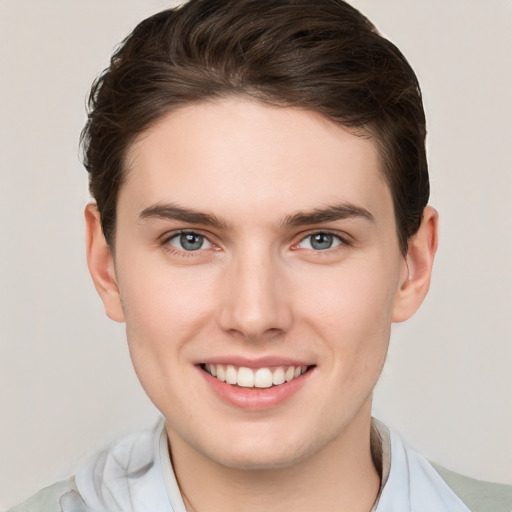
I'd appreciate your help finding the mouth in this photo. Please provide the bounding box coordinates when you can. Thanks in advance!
[201,363,311,389]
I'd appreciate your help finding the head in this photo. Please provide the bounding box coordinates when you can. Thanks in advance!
[83,0,437,473]
[82,0,429,255]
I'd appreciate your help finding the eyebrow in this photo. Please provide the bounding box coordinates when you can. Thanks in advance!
[139,203,227,229]
[282,203,375,227]
[139,202,374,230]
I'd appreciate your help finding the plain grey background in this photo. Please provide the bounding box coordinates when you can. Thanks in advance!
[1,0,511,508]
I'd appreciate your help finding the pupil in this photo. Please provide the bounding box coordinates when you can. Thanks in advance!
[311,233,332,250]
[181,233,203,251]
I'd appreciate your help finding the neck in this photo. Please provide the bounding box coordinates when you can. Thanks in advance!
[167,407,381,512]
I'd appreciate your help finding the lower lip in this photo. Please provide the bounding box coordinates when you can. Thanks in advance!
[198,366,314,411]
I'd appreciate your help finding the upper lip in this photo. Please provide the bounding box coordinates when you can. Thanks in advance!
[196,356,314,369]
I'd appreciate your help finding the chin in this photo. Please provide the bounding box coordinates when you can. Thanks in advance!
[201,428,324,471]
[216,447,308,471]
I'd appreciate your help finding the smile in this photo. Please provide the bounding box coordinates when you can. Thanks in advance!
[202,364,309,388]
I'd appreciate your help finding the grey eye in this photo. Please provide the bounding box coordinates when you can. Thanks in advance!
[298,233,342,251]
[169,232,211,251]
[310,233,333,250]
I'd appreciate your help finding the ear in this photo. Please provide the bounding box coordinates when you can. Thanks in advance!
[85,203,125,322]
[392,206,439,323]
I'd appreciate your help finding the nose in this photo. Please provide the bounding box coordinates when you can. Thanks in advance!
[217,249,293,342]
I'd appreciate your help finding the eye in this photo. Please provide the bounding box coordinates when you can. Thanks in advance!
[167,231,212,251]
[297,232,343,251]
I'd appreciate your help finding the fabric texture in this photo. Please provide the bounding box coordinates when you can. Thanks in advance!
[7,478,78,512]
[432,463,512,512]
[8,418,512,512]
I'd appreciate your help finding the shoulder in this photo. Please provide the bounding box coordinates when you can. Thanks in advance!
[373,419,512,512]
[6,478,87,512]
[7,419,170,512]
[432,463,512,512]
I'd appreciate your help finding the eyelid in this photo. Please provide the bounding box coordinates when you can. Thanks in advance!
[160,229,220,252]
[161,228,213,242]
[291,229,353,250]
[169,232,212,249]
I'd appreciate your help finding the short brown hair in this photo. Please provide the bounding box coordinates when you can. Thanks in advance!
[81,0,429,254]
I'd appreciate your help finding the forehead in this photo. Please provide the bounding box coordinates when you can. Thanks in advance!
[122,98,392,225]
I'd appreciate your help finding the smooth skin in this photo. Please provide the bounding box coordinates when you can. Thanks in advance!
[86,98,438,512]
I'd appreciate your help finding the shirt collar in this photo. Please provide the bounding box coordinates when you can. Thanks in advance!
[75,417,470,512]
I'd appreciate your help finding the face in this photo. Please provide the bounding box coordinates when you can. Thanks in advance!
[92,98,421,470]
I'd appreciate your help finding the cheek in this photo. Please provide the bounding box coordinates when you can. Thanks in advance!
[119,253,213,326]
[298,258,399,328]
[117,262,219,411]
[294,256,400,369]
[116,255,219,371]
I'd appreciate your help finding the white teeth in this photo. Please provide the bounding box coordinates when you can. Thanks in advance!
[205,364,309,388]
[254,368,273,388]
[272,367,285,385]
[237,367,255,388]
[216,365,226,382]
[225,365,237,385]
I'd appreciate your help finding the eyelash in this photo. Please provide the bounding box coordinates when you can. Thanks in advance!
[161,230,217,256]
[292,231,350,252]
[161,229,350,256]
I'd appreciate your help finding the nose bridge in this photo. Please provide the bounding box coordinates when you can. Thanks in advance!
[218,242,291,339]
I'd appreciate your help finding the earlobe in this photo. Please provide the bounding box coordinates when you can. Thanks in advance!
[85,203,125,323]
[392,206,439,323]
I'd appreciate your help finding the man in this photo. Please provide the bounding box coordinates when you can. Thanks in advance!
[9,0,512,511]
